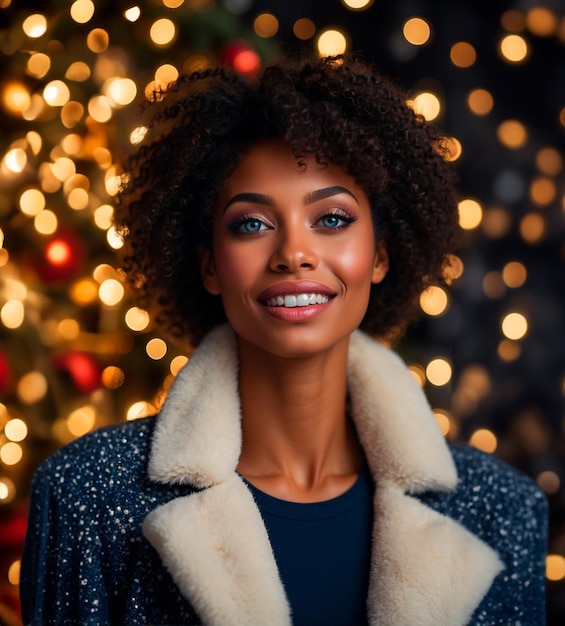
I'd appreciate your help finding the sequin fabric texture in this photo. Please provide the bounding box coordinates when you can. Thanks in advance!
[20,417,547,625]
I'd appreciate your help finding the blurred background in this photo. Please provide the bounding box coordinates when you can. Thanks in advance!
[0,0,564,623]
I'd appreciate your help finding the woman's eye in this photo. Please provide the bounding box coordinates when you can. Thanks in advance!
[242,219,265,233]
[229,217,268,233]
[318,212,356,229]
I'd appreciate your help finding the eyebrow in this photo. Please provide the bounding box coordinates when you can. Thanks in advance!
[222,192,275,213]
[303,186,359,205]
[222,186,358,213]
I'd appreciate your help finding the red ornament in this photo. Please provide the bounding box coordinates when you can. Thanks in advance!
[51,350,102,394]
[0,350,12,396]
[36,227,86,283]
[220,40,261,76]
[0,507,28,547]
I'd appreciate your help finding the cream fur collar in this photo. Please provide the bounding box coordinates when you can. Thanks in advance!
[143,325,503,625]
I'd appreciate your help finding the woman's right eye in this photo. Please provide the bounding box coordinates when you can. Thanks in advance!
[228,217,268,234]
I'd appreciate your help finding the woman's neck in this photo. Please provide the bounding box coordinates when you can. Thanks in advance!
[236,335,363,502]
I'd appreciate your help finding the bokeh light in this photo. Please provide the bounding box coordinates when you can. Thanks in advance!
[317,29,348,56]
[420,286,449,316]
[450,41,476,67]
[403,17,431,46]
[458,198,483,229]
[501,312,528,340]
[254,12,279,38]
[70,0,95,24]
[546,555,565,581]
[497,119,528,149]
[469,429,498,453]
[426,358,452,386]
[146,337,168,360]
[500,34,528,62]
[411,91,441,121]
[293,18,316,40]
[467,89,494,116]
[22,14,47,38]
[341,0,373,10]
[150,18,176,46]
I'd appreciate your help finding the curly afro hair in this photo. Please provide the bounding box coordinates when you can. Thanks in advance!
[114,55,459,347]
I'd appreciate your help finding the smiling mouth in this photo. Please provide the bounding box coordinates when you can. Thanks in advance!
[265,293,331,308]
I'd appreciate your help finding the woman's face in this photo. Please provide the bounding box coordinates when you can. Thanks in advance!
[200,140,388,359]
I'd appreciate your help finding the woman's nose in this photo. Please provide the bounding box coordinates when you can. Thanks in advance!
[269,227,318,272]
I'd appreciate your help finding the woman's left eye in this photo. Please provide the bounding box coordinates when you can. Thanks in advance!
[228,217,268,233]
[317,212,356,229]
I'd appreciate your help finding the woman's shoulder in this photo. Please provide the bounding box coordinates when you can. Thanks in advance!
[31,416,158,488]
[422,444,548,539]
[448,443,545,505]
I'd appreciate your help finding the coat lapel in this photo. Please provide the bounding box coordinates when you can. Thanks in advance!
[143,475,291,625]
[143,325,503,625]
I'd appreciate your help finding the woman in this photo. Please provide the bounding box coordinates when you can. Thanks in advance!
[20,55,547,625]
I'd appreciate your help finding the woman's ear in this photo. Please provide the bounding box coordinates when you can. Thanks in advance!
[197,246,221,295]
[371,245,389,284]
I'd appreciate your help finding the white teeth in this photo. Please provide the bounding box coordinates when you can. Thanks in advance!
[266,293,330,307]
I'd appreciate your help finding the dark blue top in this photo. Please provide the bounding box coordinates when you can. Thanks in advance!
[244,465,374,626]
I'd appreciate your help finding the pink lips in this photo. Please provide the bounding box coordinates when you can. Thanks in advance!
[258,281,335,322]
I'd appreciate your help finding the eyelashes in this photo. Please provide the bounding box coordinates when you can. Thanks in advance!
[227,215,268,234]
[318,211,357,229]
[227,209,357,234]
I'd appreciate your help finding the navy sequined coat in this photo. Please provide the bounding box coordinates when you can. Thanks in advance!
[21,326,548,625]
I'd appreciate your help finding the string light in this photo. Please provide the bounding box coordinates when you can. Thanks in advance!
[415,91,441,121]
[433,409,452,437]
[316,29,348,56]
[499,34,529,62]
[102,366,125,389]
[402,17,431,46]
[86,28,110,53]
[254,13,279,38]
[341,0,373,10]
[2,82,31,114]
[126,401,155,420]
[98,278,125,306]
[501,312,528,340]
[497,119,528,149]
[22,14,48,38]
[124,6,141,22]
[150,18,176,46]
[450,42,476,67]
[469,429,497,453]
[146,337,168,360]
[426,358,452,386]
[525,7,557,37]
[43,80,71,107]
[467,89,494,116]
[70,0,95,24]
[293,18,316,40]
[502,262,527,288]
[546,555,565,581]
[458,198,483,229]
[67,406,96,437]
[125,307,150,331]
[408,363,426,387]
[1,300,25,329]
[420,285,449,316]
[170,355,189,376]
